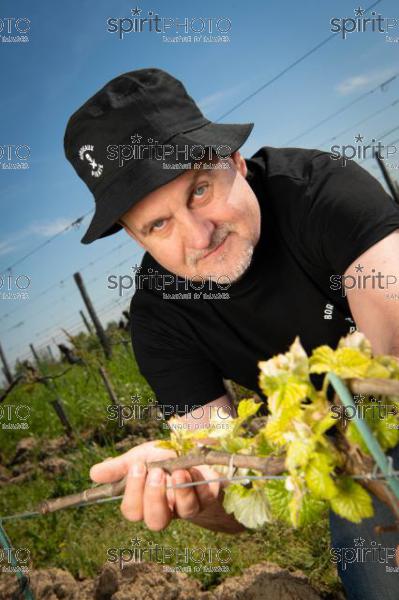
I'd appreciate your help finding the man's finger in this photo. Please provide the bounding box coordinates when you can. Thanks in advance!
[90,443,176,484]
[120,462,147,521]
[173,470,200,519]
[166,473,175,511]
[90,453,131,483]
[90,446,147,483]
[143,468,172,531]
[188,467,221,509]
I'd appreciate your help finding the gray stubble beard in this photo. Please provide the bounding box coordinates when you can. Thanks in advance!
[188,223,255,284]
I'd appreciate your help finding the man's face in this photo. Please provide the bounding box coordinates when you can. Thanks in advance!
[119,152,261,283]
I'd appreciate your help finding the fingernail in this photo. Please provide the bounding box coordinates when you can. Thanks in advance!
[148,468,163,486]
[130,463,146,477]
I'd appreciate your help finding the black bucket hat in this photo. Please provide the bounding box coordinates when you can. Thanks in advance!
[64,68,254,244]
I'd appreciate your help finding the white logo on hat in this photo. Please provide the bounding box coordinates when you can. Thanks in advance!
[79,145,103,178]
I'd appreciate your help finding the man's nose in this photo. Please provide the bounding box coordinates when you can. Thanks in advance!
[179,211,215,250]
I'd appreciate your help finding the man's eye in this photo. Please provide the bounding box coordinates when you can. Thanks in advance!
[150,219,166,232]
[193,183,209,198]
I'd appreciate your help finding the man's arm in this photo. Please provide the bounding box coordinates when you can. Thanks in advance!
[344,229,399,355]
[345,230,399,563]
[179,390,237,428]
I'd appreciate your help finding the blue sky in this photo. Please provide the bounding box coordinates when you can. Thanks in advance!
[1,0,399,378]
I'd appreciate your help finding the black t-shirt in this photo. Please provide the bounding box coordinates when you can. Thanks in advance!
[129,146,399,411]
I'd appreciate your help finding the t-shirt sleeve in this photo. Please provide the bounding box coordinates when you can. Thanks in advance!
[130,300,226,413]
[300,152,399,274]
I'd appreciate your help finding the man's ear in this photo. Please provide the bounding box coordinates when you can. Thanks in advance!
[230,151,247,178]
[118,219,146,250]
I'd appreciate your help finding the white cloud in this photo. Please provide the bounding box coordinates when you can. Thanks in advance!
[28,217,73,237]
[0,217,75,262]
[335,68,397,95]
[198,89,233,113]
[198,82,249,115]
[0,241,16,257]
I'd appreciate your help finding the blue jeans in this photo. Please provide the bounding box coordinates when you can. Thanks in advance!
[329,443,399,600]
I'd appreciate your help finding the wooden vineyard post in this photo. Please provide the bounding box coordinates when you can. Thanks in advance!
[29,343,41,367]
[80,309,93,334]
[43,382,73,438]
[73,272,112,359]
[0,340,13,384]
[50,397,73,437]
[98,365,120,406]
[28,349,74,438]
[47,345,55,362]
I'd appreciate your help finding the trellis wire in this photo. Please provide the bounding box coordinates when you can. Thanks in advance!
[2,469,399,523]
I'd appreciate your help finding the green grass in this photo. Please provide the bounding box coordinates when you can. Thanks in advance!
[0,328,342,595]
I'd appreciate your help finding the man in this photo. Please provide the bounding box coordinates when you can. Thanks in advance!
[64,68,399,599]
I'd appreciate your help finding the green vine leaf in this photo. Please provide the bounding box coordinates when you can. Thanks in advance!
[237,398,262,420]
[265,480,326,527]
[330,477,374,523]
[309,346,372,378]
[305,454,338,500]
[254,431,274,457]
[223,483,272,529]
[285,436,316,471]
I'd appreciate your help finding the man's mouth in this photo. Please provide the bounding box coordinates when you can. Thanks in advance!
[200,234,229,261]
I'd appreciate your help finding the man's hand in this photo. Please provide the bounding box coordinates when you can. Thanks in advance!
[90,439,245,534]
